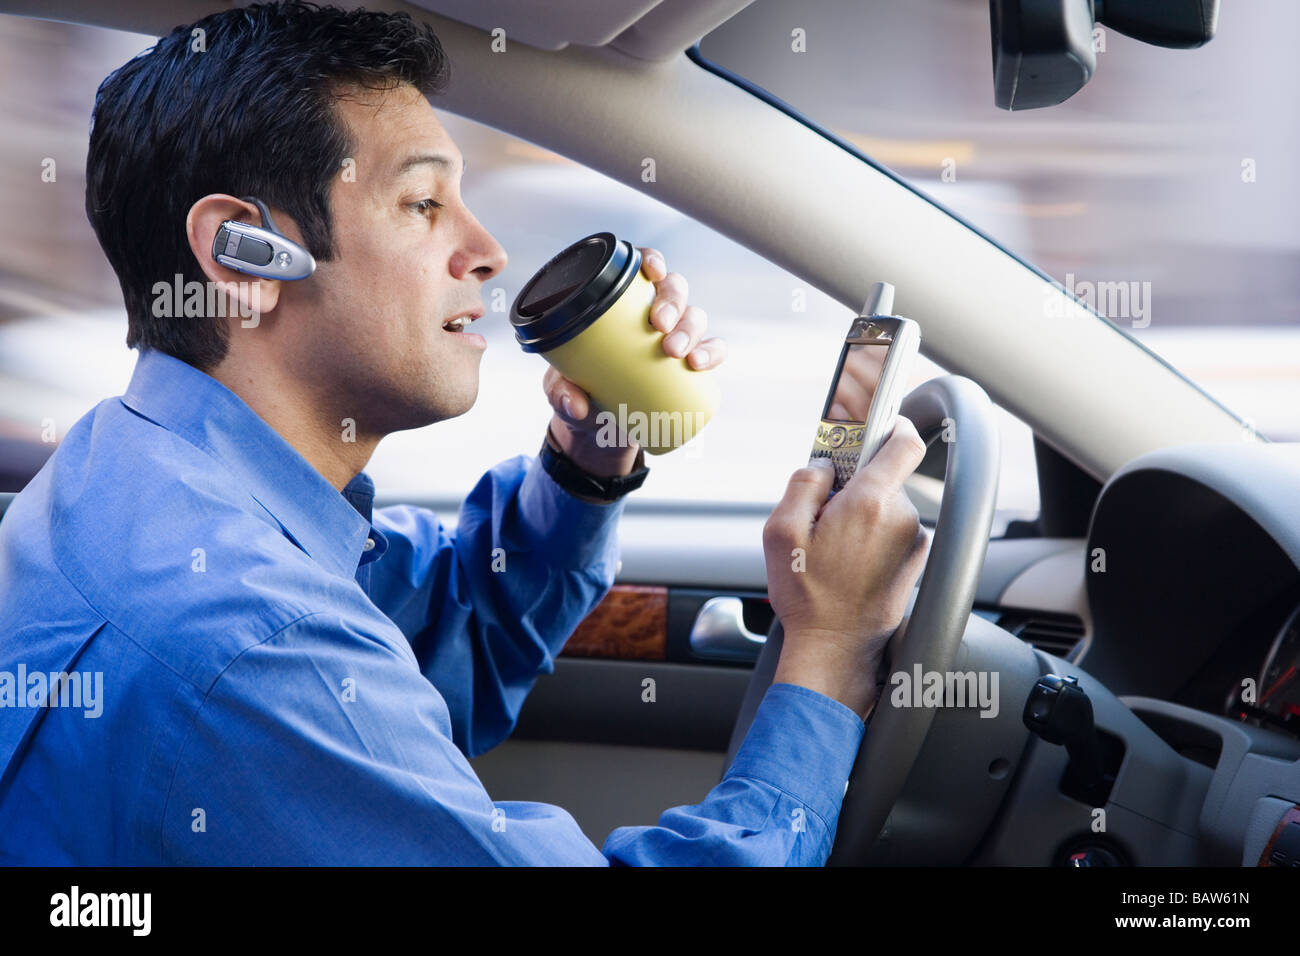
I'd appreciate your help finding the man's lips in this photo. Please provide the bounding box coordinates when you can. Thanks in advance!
[442,308,485,332]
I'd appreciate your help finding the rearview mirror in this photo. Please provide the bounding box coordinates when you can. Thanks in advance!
[990,0,1219,111]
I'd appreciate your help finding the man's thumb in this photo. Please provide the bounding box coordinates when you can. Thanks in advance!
[773,459,835,528]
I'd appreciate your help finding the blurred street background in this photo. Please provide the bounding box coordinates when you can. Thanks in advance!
[0,0,1295,520]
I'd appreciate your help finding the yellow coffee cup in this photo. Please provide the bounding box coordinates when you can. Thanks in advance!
[510,233,720,455]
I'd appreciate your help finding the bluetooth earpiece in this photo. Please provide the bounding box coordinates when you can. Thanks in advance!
[211,196,316,280]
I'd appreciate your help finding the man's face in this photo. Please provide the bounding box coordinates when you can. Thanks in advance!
[285,82,508,436]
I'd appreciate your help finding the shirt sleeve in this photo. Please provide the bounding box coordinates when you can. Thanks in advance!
[603,682,866,866]
[160,611,865,866]
[365,453,625,758]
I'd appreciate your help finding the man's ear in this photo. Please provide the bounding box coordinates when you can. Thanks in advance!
[186,194,283,318]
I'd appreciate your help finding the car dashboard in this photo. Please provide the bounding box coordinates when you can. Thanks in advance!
[1079,442,1300,737]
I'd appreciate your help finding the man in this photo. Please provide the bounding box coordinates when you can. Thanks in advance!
[0,2,928,864]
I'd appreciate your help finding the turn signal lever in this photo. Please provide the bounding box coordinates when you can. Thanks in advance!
[1023,674,1114,806]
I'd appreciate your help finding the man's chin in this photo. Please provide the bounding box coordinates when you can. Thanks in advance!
[420,383,479,428]
[443,393,478,423]
[369,384,475,434]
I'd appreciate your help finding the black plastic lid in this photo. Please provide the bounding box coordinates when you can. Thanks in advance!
[510,232,641,353]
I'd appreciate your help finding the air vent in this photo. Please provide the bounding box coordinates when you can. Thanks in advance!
[998,610,1086,659]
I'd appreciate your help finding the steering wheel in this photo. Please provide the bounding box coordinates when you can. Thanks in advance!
[725,375,1001,865]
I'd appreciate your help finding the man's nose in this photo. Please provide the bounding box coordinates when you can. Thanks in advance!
[453,213,508,282]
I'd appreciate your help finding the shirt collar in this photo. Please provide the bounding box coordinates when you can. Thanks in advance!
[119,347,377,580]
[344,470,390,566]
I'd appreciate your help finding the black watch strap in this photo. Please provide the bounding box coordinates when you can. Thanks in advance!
[539,427,649,502]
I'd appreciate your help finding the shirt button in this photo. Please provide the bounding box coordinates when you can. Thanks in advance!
[363,537,375,552]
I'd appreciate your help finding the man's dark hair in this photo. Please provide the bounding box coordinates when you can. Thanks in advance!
[85,1,450,370]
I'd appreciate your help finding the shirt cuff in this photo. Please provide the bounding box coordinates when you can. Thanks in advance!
[723,682,866,832]
[517,453,626,573]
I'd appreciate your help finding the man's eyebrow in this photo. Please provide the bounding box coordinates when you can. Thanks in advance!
[395,153,467,177]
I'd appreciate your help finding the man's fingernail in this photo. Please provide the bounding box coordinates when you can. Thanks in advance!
[690,348,709,368]
[665,331,687,355]
[561,395,576,418]
[654,303,678,329]
[809,458,834,470]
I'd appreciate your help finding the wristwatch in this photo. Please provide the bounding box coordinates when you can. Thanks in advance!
[539,426,649,503]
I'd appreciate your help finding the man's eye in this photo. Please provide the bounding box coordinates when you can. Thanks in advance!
[411,198,443,215]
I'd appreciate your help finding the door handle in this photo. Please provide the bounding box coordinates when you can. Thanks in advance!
[689,596,767,662]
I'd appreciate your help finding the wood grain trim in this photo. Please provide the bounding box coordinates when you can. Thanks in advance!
[562,584,668,660]
[1257,805,1300,866]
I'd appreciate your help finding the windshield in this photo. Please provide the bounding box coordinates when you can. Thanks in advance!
[697,0,1300,444]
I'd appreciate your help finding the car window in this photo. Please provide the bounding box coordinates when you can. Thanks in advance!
[369,110,1040,523]
[0,15,1039,530]
[697,0,1300,445]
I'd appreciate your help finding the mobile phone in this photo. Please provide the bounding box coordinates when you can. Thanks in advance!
[809,281,921,494]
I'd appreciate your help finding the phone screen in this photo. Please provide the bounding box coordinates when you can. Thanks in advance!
[823,342,889,424]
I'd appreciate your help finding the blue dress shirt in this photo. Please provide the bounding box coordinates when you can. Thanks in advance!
[0,346,866,865]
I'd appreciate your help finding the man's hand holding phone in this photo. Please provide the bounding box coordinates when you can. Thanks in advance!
[763,415,931,721]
